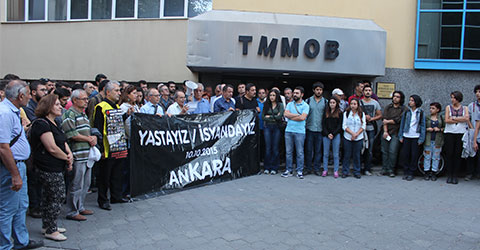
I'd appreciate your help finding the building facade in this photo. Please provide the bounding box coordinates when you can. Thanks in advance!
[1,0,479,106]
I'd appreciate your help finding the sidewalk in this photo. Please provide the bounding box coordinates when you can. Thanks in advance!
[28,172,480,250]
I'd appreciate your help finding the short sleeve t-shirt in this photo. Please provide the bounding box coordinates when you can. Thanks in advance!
[31,118,67,172]
[235,96,259,110]
[285,101,310,134]
[360,99,381,131]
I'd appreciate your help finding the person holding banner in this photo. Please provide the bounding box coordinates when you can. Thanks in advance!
[214,84,235,113]
[282,87,309,179]
[167,91,189,115]
[93,81,130,211]
[139,88,164,116]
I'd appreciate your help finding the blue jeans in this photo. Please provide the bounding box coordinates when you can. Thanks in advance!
[343,138,362,175]
[363,130,375,171]
[264,124,281,171]
[285,132,306,173]
[323,134,341,172]
[305,130,323,172]
[0,162,29,250]
[424,141,442,172]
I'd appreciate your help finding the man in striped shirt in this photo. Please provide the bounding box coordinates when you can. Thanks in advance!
[61,89,97,221]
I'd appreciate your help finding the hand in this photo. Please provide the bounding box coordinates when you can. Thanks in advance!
[66,152,73,166]
[427,128,433,132]
[66,163,73,172]
[399,138,403,143]
[366,115,371,122]
[383,132,389,139]
[88,136,97,146]
[167,113,172,117]
[156,113,163,117]
[351,134,357,140]
[181,105,189,114]
[228,107,235,111]
[265,115,271,118]
[383,120,388,125]
[328,134,333,140]
[434,127,440,132]
[11,175,22,191]
[127,106,134,115]
[474,141,478,152]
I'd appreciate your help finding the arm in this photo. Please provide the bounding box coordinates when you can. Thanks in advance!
[372,109,382,122]
[0,143,22,191]
[40,132,69,161]
[474,121,480,151]
[332,114,343,136]
[398,111,406,143]
[418,112,426,144]
[445,106,454,124]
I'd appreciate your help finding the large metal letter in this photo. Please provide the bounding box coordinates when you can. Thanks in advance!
[238,36,253,55]
[257,36,278,58]
[281,37,299,57]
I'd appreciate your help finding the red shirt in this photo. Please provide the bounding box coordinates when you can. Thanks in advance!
[348,94,364,103]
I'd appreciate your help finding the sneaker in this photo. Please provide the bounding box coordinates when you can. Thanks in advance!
[297,173,304,179]
[334,171,339,178]
[281,171,292,178]
[42,227,66,235]
[341,173,348,178]
[389,172,396,178]
[314,171,321,176]
[365,170,372,176]
[263,170,270,175]
[322,171,327,177]
[465,174,472,181]
[431,172,438,181]
[406,175,414,181]
[270,170,277,175]
[354,174,361,179]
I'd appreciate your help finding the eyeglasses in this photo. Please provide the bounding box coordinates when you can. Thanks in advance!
[38,88,48,92]
[76,97,89,101]
[149,94,160,97]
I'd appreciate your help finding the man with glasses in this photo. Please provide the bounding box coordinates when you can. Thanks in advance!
[381,91,406,177]
[139,88,164,116]
[40,78,55,94]
[61,89,97,221]
[158,85,174,113]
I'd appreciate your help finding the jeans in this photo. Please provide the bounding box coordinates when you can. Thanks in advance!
[399,138,420,176]
[264,124,281,171]
[285,132,306,174]
[305,130,323,172]
[323,134,341,172]
[423,141,442,172]
[343,138,362,175]
[27,166,42,211]
[0,162,29,250]
[381,134,400,174]
[363,130,375,171]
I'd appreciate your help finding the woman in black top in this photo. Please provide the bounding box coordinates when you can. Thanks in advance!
[261,89,285,175]
[322,97,343,178]
[31,94,73,241]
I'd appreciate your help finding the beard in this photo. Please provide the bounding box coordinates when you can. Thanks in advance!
[293,95,300,101]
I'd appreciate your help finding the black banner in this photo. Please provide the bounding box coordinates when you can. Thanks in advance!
[130,110,259,197]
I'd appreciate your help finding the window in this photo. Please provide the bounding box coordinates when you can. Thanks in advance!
[5,0,211,22]
[415,0,480,70]
[48,0,67,20]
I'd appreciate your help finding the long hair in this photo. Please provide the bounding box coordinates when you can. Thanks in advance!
[263,89,281,116]
[325,96,341,118]
[345,98,363,119]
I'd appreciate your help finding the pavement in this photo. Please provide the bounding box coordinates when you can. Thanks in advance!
[26,170,480,250]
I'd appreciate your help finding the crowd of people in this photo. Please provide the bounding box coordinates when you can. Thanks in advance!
[1,73,479,249]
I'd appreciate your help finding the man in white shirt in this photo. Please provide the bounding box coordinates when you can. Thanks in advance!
[167,91,189,115]
[139,88,164,116]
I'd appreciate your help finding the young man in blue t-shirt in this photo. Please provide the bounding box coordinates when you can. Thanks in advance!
[282,87,310,179]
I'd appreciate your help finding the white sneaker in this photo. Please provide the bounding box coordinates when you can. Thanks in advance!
[263,170,270,174]
[42,227,66,234]
[281,171,292,178]
[365,171,372,176]
[270,170,277,175]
